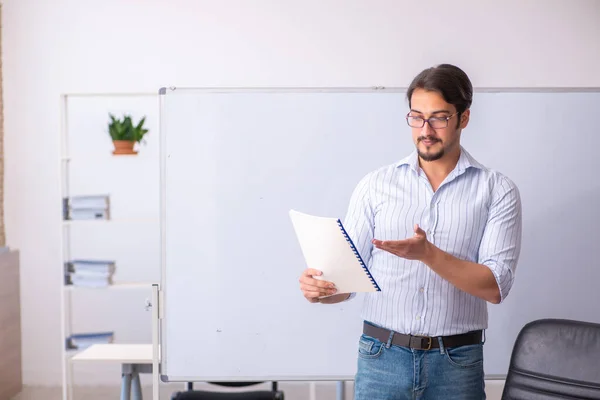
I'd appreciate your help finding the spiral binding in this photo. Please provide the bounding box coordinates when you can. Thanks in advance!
[336,219,381,291]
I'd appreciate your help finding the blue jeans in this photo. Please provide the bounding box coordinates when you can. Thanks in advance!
[354,327,486,399]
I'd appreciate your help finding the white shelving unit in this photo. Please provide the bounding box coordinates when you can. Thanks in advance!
[59,92,160,399]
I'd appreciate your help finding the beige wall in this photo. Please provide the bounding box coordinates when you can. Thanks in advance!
[0,250,22,399]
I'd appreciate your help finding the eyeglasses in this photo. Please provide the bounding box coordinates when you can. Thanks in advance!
[406,113,457,129]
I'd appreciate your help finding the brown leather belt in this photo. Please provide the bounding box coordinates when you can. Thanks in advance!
[363,322,483,350]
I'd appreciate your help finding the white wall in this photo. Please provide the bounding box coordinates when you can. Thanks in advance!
[3,0,600,388]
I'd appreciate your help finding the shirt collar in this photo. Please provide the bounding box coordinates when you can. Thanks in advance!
[396,146,485,176]
[396,150,420,172]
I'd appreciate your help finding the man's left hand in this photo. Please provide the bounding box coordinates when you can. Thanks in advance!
[372,224,432,262]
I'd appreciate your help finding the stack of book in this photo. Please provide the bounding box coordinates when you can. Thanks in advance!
[64,259,116,287]
[66,331,115,350]
[63,194,110,220]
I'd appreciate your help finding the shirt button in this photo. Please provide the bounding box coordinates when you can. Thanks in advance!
[419,288,424,293]
[416,315,421,320]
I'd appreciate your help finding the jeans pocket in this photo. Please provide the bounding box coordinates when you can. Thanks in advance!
[444,343,484,368]
[358,334,384,359]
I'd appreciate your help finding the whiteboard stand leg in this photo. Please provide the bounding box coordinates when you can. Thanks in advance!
[152,284,160,400]
[336,381,345,400]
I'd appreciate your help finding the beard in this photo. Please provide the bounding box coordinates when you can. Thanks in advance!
[417,136,444,162]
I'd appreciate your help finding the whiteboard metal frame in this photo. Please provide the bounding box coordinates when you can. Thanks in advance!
[156,86,600,385]
[158,86,600,94]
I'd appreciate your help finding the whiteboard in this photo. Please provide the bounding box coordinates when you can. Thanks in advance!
[158,87,600,382]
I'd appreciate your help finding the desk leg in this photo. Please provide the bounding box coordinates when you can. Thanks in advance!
[121,371,132,400]
[124,363,152,400]
[132,367,143,400]
[336,381,345,400]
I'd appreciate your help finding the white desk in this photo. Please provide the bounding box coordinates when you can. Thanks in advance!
[71,344,153,400]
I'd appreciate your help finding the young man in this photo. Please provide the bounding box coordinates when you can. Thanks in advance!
[298,64,522,399]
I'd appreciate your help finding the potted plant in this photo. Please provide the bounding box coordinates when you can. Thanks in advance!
[108,113,149,155]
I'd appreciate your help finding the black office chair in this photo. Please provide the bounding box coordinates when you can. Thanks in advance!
[502,318,600,399]
[171,381,284,400]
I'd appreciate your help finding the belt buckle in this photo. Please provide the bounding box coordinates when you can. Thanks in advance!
[415,335,432,350]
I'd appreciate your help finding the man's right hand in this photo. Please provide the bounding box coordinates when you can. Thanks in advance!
[299,268,337,303]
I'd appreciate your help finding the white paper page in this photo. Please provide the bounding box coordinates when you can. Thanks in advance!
[289,209,380,295]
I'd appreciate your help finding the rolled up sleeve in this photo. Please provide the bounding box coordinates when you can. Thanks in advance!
[478,175,523,303]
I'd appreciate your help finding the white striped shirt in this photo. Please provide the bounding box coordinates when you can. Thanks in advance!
[343,146,522,336]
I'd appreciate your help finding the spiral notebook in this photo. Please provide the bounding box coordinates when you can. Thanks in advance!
[289,209,380,295]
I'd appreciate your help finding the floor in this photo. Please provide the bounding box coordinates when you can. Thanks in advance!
[10,381,350,400]
[10,380,505,399]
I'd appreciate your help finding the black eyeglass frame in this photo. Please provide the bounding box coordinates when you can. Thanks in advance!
[405,112,458,129]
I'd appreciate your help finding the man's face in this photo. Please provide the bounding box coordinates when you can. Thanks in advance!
[407,88,469,162]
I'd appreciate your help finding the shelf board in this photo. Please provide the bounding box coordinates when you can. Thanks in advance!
[64,282,156,291]
[61,152,158,161]
[63,218,159,225]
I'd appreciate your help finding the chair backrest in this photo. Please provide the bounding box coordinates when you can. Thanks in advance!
[172,391,282,400]
[210,382,264,388]
[171,381,283,400]
[502,318,600,399]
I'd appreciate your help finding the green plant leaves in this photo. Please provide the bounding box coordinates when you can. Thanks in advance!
[108,113,149,143]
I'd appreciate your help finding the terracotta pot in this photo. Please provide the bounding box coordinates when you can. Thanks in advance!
[112,140,137,155]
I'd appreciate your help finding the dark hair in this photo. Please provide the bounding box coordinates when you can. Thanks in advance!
[406,64,473,117]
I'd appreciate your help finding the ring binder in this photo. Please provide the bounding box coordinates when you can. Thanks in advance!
[336,219,381,292]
